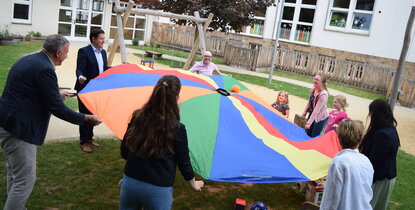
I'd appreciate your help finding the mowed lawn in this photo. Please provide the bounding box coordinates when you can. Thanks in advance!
[0,42,413,209]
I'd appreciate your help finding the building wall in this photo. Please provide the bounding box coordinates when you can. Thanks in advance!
[266,0,415,62]
[0,0,60,36]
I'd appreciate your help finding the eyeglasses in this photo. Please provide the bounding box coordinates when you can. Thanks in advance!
[203,55,212,58]
[313,77,321,82]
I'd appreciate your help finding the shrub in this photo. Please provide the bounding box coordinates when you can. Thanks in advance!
[156,43,161,48]
[132,38,139,46]
[27,31,42,37]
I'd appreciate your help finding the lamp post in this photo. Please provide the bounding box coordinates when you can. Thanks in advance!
[268,0,285,83]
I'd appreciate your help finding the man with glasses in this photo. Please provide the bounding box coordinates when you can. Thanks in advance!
[189,51,230,76]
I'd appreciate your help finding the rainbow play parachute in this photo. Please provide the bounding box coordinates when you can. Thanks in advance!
[78,64,341,183]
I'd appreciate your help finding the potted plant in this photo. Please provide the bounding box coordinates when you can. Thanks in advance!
[0,25,13,46]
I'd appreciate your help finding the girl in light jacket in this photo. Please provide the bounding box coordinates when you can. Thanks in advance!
[302,74,329,137]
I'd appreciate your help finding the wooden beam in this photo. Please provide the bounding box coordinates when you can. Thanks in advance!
[115,0,127,64]
[114,7,208,23]
[183,13,213,70]
[389,6,415,111]
[108,0,133,66]
[194,12,206,54]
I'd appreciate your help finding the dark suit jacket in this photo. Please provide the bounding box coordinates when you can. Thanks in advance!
[0,51,85,145]
[74,45,108,92]
[360,126,400,182]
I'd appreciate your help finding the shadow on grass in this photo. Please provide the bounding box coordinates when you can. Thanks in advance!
[0,139,306,209]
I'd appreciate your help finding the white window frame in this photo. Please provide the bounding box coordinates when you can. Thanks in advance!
[12,0,32,24]
[109,3,146,43]
[325,0,375,35]
[240,16,266,37]
[278,1,316,45]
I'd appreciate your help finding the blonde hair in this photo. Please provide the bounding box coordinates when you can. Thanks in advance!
[276,91,289,104]
[337,119,364,149]
[334,95,348,111]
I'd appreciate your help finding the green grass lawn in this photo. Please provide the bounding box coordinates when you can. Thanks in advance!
[0,139,413,209]
[0,42,413,209]
[268,70,385,100]
[0,42,78,110]
[0,42,43,94]
[134,53,186,69]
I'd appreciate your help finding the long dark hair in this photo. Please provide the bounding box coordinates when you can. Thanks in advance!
[360,99,399,150]
[124,75,182,159]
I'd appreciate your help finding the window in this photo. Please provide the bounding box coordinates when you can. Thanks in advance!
[318,55,336,74]
[241,18,265,36]
[294,51,309,69]
[12,0,32,24]
[110,3,146,42]
[240,8,266,37]
[347,60,364,80]
[278,0,316,44]
[326,0,375,34]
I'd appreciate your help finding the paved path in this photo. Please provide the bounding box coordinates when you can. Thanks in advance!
[46,42,415,155]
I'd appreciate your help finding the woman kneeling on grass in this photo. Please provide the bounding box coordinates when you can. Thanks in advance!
[120,75,204,209]
[320,119,374,210]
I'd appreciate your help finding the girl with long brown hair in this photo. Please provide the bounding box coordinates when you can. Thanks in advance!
[119,75,204,209]
[302,74,329,137]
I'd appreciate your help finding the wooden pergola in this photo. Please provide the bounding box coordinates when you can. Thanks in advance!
[109,0,213,70]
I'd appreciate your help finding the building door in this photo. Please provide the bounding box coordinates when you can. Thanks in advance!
[58,0,105,41]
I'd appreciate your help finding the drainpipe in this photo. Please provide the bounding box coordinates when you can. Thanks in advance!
[268,0,284,83]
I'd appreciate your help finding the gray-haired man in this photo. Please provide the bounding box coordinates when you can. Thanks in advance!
[0,34,101,209]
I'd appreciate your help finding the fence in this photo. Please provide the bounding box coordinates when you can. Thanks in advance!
[274,48,394,93]
[223,44,259,71]
[154,29,415,108]
[155,28,228,56]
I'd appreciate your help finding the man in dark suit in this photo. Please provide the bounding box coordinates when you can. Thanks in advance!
[0,35,101,210]
[75,29,109,153]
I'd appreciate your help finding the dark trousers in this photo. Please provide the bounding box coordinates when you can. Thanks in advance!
[77,96,94,144]
[306,118,328,137]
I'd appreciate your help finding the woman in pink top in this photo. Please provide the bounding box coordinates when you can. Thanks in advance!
[302,74,329,137]
[325,95,349,133]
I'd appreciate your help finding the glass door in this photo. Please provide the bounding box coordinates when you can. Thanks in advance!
[58,0,105,41]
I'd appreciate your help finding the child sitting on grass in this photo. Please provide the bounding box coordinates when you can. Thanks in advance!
[320,119,374,210]
[324,95,348,133]
[271,91,290,118]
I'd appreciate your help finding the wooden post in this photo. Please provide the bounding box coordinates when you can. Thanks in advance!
[183,13,213,70]
[115,0,127,64]
[390,6,415,111]
[108,0,133,66]
[194,12,206,54]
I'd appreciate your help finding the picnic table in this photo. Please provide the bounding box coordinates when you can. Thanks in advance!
[144,50,163,59]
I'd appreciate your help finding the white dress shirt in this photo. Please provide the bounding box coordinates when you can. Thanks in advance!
[91,45,104,74]
[320,149,374,210]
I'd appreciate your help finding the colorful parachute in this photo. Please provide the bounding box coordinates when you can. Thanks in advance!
[78,64,341,183]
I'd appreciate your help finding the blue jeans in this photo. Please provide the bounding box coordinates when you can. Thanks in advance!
[306,118,328,137]
[120,175,173,210]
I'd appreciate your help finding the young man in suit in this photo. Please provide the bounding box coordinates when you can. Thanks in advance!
[0,35,101,210]
[75,29,109,153]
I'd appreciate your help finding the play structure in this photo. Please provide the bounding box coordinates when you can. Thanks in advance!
[108,0,214,70]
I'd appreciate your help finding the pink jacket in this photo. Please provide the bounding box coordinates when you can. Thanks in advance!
[303,88,329,125]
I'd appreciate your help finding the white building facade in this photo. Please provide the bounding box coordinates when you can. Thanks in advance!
[252,0,415,63]
[0,0,152,44]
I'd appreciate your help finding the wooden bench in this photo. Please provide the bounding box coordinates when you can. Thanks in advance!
[144,50,163,59]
